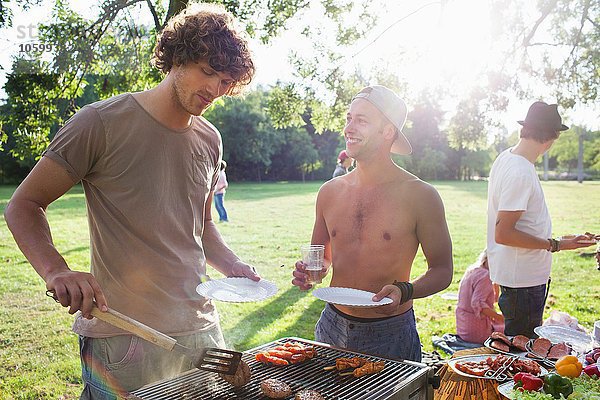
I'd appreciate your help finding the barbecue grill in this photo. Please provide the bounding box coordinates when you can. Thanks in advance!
[128,337,437,400]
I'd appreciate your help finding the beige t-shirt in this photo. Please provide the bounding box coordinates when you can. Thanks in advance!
[44,93,222,337]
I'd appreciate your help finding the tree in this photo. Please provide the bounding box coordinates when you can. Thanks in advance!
[446,90,489,180]
[402,92,452,180]
[489,0,599,108]
[1,0,381,170]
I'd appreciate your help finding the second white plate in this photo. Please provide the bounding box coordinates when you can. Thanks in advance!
[312,287,393,307]
[196,277,278,303]
[534,325,593,352]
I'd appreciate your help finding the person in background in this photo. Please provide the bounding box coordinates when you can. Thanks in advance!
[292,85,453,362]
[487,101,595,338]
[4,3,258,398]
[214,160,229,222]
[332,149,353,178]
[456,249,504,344]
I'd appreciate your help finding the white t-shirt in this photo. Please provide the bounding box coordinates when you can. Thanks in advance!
[487,148,552,287]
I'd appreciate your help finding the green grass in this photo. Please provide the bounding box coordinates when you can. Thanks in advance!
[1,181,599,399]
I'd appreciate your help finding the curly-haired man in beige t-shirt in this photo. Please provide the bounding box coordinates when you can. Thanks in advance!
[5,3,257,397]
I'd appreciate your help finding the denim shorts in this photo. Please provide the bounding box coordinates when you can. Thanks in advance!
[315,303,422,362]
[498,279,550,338]
[79,324,225,399]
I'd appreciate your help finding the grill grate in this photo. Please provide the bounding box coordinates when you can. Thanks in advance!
[129,338,431,400]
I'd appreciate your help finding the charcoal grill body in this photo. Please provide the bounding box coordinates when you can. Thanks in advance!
[129,337,434,400]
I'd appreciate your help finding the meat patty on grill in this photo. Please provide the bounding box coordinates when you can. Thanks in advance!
[295,389,325,400]
[260,378,292,399]
[219,359,251,388]
[512,335,530,351]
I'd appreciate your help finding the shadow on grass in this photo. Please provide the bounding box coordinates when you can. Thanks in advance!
[224,285,324,348]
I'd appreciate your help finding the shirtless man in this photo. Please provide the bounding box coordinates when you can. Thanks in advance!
[292,85,453,361]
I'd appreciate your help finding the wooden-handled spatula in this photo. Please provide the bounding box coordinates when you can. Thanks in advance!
[46,290,242,375]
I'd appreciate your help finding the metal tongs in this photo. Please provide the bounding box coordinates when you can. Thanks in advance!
[46,290,242,375]
[484,355,517,381]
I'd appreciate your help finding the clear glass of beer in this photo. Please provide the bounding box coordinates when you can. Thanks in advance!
[300,244,325,285]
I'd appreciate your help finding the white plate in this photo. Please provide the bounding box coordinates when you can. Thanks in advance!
[534,325,593,352]
[446,355,548,381]
[439,292,459,300]
[196,277,278,302]
[312,287,393,307]
[497,381,515,399]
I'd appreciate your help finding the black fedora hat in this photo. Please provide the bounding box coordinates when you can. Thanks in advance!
[518,101,569,131]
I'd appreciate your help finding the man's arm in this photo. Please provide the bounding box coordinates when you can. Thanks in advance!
[4,157,108,317]
[495,210,550,250]
[373,183,453,306]
[410,183,453,298]
[495,210,594,251]
[201,191,259,280]
[292,186,331,290]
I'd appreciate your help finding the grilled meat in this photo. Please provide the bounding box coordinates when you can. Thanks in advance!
[335,357,368,371]
[454,361,489,376]
[256,342,316,366]
[353,361,385,377]
[219,359,251,388]
[295,389,325,400]
[531,337,552,357]
[260,378,292,399]
[512,335,530,351]
[490,339,510,353]
[256,352,289,366]
[490,331,512,346]
[547,342,572,360]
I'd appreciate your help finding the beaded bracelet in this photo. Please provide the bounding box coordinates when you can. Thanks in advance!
[547,238,560,253]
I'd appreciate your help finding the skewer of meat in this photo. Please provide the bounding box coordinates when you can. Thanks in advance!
[339,361,385,377]
[323,357,368,371]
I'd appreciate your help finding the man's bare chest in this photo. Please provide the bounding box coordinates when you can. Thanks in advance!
[326,190,416,244]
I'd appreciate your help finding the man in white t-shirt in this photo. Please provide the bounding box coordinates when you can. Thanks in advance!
[487,101,595,338]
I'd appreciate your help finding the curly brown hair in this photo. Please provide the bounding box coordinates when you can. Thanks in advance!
[152,3,255,95]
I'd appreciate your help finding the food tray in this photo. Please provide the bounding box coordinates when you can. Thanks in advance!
[447,354,548,382]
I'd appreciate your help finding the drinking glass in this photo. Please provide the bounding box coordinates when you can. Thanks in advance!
[300,244,325,285]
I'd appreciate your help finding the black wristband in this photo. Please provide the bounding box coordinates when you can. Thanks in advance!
[392,280,414,304]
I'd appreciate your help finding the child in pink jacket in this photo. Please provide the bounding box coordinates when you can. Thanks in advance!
[456,250,504,343]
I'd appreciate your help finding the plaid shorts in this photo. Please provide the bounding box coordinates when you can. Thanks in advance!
[315,303,422,362]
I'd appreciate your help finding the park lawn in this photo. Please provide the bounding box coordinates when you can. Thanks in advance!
[1,181,599,399]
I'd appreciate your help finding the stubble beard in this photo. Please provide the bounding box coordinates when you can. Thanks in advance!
[171,70,205,117]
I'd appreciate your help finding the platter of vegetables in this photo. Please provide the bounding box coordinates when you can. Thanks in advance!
[497,349,600,399]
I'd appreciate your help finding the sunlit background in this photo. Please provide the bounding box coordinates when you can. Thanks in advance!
[0,0,598,131]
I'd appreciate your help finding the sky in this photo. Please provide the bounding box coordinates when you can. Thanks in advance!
[0,0,598,133]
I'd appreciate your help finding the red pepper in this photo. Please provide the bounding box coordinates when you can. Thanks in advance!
[514,372,544,391]
[584,364,600,378]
